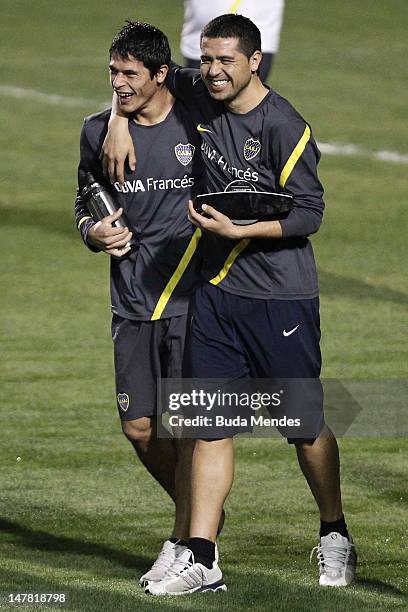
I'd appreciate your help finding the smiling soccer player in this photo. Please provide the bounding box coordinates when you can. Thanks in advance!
[75,21,207,589]
[102,14,357,595]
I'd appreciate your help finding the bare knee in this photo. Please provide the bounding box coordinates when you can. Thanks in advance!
[121,417,153,446]
[195,437,232,454]
[294,428,338,453]
[294,437,317,452]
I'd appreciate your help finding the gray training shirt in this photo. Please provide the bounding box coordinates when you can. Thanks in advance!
[75,101,205,320]
[168,68,325,300]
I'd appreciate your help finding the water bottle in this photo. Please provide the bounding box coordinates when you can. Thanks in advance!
[81,173,136,249]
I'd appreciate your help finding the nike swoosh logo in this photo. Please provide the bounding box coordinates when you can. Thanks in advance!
[283,325,300,337]
[197,123,213,134]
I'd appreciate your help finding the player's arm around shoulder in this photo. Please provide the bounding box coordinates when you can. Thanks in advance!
[101,94,136,185]
[101,64,200,185]
[166,62,202,101]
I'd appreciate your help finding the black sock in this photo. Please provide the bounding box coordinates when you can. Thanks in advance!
[169,537,189,546]
[178,539,189,547]
[188,537,215,569]
[320,515,349,539]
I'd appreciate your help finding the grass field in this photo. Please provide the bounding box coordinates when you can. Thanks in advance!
[1,0,407,610]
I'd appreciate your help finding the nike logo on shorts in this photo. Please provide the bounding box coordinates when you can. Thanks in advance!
[283,325,300,337]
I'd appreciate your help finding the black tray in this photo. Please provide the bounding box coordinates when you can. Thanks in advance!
[193,190,293,223]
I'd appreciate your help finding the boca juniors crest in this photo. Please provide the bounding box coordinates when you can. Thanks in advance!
[243,138,261,161]
[117,393,130,412]
[175,143,195,166]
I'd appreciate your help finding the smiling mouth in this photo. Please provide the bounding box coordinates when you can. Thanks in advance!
[116,91,134,99]
[209,79,229,87]
[206,79,230,92]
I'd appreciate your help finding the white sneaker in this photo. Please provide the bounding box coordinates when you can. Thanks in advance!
[311,532,357,586]
[146,548,227,595]
[139,540,187,587]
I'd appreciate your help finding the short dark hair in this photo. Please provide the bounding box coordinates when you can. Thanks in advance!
[110,21,171,78]
[201,14,262,59]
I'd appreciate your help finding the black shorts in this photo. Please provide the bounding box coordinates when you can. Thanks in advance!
[112,314,189,420]
[184,283,324,441]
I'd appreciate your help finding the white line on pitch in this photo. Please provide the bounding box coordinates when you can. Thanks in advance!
[1,85,408,165]
[0,85,109,109]
[318,142,408,165]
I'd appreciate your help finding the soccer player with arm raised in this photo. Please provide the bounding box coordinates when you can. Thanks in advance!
[102,14,357,595]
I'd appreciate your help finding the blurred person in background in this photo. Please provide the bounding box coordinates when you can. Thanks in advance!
[181,0,285,81]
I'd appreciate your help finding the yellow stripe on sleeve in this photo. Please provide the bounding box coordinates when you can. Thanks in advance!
[209,238,251,286]
[78,215,92,229]
[228,0,242,13]
[150,228,202,321]
[279,125,311,188]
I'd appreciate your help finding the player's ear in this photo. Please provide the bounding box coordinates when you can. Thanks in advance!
[155,64,169,84]
[250,51,262,74]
